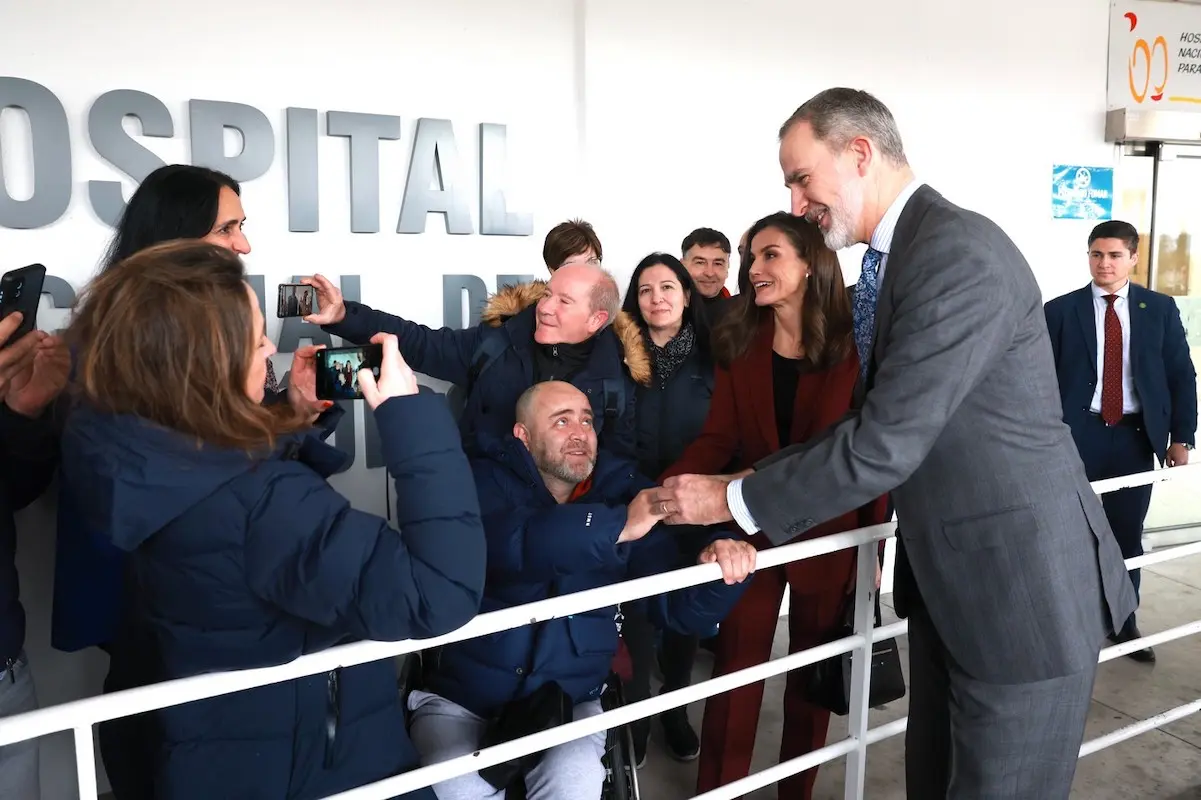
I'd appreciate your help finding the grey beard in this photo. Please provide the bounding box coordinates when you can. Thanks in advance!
[543,456,594,486]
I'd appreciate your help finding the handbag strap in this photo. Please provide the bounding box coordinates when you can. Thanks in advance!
[839,565,884,630]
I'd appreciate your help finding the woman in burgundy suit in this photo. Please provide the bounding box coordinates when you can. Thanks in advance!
[661,212,888,800]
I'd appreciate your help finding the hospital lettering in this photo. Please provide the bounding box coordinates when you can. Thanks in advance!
[0,77,533,236]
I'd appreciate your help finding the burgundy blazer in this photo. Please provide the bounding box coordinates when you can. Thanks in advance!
[662,318,889,591]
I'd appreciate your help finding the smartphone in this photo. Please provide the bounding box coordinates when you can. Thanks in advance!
[0,264,47,348]
[277,283,318,318]
[316,344,384,401]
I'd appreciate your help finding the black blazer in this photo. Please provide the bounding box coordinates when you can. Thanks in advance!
[1044,281,1197,463]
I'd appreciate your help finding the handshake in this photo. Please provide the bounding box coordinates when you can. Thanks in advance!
[617,470,758,585]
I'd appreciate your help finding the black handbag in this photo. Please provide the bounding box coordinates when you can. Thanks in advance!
[478,680,573,791]
[804,592,906,716]
[477,585,573,792]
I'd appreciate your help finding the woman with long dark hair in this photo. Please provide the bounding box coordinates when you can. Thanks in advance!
[61,240,486,799]
[618,254,716,766]
[662,213,888,800]
[52,164,340,657]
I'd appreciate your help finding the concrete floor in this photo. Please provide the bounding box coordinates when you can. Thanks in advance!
[635,554,1201,800]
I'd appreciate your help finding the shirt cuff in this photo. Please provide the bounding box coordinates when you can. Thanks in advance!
[726,478,761,535]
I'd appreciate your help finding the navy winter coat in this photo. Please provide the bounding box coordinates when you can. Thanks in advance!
[424,435,748,718]
[51,387,345,653]
[59,394,485,800]
[323,281,651,458]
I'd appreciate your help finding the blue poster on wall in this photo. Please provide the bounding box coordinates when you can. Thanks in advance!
[1051,165,1114,220]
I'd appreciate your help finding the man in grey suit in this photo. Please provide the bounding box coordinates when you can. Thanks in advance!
[656,88,1137,798]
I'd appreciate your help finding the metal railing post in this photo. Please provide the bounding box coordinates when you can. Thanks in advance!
[843,541,878,800]
[74,725,98,800]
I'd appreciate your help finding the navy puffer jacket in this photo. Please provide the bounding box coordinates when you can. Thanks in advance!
[59,393,486,800]
[322,281,652,459]
[424,435,748,718]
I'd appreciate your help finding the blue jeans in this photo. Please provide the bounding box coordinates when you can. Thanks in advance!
[0,651,40,799]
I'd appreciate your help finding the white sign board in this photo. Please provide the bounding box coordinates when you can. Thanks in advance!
[1108,0,1201,111]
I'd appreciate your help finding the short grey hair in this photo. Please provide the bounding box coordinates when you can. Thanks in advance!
[589,269,621,328]
[778,88,908,167]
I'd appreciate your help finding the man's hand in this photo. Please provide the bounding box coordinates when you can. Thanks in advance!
[6,333,69,418]
[300,274,347,325]
[659,473,735,526]
[617,488,669,544]
[1167,443,1190,467]
[699,539,757,584]
[287,344,335,422]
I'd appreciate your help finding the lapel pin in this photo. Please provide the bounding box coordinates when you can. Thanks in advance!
[1139,302,1147,309]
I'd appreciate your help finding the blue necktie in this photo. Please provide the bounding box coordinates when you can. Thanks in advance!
[853,247,884,382]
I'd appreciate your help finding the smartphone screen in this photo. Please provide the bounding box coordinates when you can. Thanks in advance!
[0,264,47,348]
[316,344,383,401]
[277,283,317,318]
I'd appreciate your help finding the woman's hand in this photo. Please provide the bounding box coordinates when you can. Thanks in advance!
[287,345,335,421]
[359,333,418,410]
[300,274,347,325]
[4,330,69,418]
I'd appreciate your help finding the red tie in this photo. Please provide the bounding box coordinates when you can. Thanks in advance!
[1101,294,1123,426]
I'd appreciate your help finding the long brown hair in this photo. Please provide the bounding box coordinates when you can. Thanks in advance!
[712,213,853,369]
[67,240,306,451]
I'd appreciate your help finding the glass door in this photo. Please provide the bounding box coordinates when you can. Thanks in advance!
[1137,144,1201,536]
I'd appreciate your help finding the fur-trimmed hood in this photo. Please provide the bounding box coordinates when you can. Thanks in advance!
[480,280,652,387]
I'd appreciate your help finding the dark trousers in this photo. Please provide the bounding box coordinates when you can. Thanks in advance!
[1075,413,1155,629]
[695,558,850,800]
[623,531,708,738]
[623,611,697,698]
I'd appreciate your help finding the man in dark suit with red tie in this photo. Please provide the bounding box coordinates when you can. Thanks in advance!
[1044,220,1198,662]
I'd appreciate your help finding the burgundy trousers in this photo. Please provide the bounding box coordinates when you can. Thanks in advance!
[696,547,852,799]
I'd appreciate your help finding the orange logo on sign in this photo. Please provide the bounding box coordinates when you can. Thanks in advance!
[1125,12,1169,102]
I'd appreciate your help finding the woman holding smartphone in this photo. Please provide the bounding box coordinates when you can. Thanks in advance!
[60,240,486,800]
[53,164,339,656]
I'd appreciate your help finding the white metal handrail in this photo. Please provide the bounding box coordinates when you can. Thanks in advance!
[2,462,1200,800]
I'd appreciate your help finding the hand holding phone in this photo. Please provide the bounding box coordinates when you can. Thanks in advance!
[358,333,418,409]
[299,275,347,325]
[0,265,47,348]
[316,343,383,402]
[0,313,43,404]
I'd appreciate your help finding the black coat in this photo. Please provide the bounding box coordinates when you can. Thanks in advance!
[634,344,716,480]
[0,406,59,666]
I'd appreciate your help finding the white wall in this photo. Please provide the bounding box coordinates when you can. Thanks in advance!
[0,0,1177,796]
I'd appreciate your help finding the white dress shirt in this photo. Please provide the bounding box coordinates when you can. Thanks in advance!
[1089,280,1140,414]
[725,180,924,535]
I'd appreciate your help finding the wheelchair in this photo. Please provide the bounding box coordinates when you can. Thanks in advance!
[397,643,641,800]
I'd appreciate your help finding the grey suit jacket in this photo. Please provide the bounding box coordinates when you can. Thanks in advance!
[743,185,1136,685]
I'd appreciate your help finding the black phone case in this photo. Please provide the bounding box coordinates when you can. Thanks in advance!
[0,264,47,346]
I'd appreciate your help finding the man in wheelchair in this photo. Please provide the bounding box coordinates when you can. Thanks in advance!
[406,381,755,800]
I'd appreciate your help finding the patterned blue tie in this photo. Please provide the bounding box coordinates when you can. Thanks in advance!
[853,247,884,382]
